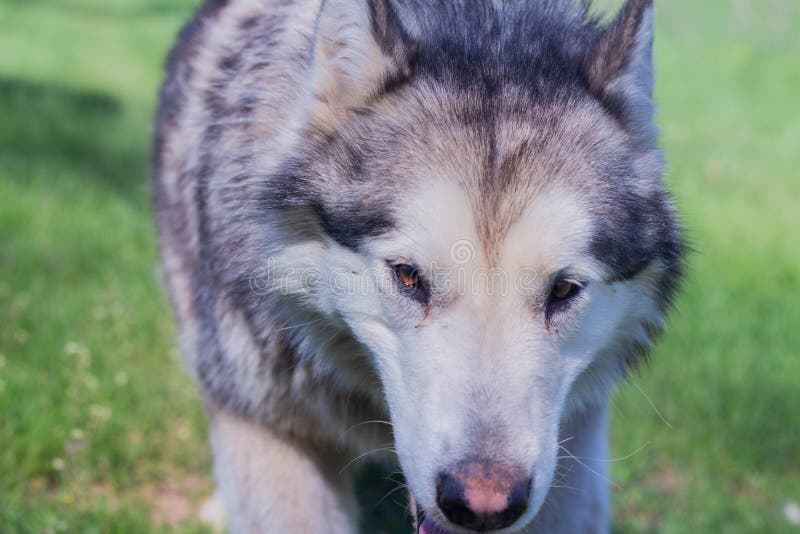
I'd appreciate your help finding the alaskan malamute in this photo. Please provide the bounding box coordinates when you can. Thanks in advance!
[153,0,683,531]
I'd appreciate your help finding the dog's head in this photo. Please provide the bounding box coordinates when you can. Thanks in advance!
[262,0,682,530]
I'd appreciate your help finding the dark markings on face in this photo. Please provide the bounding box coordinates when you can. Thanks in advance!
[259,0,682,302]
[591,188,682,281]
[153,0,685,424]
[311,199,394,251]
[258,142,396,251]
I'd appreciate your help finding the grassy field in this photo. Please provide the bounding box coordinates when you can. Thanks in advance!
[1,0,798,532]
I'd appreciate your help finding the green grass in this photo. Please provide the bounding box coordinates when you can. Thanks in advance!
[0,0,798,531]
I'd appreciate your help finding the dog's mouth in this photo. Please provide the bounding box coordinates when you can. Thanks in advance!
[416,505,464,534]
[418,518,450,534]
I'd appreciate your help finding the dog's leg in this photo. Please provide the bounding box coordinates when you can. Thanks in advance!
[209,407,358,534]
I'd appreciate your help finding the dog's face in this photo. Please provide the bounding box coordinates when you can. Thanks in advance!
[264,0,682,531]
[307,97,676,531]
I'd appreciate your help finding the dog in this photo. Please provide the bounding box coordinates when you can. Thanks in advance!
[152,0,683,531]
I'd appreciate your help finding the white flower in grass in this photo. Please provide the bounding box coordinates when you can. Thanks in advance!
[91,306,107,321]
[52,457,66,471]
[84,375,99,392]
[89,404,112,422]
[177,423,191,441]
[64,342,91,367]
[64,342,82,354]
[13,329,28,344]
[114,371,128,386]
[785,501,800,526]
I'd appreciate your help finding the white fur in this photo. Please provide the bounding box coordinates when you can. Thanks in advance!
[211,409,358,533]
[264,177,657,532]
[155,0,670,531]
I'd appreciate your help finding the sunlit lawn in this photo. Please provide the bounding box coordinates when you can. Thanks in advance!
[1,0,798,531]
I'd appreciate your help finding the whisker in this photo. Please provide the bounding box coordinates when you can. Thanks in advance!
[558,445,614,487]
[550,484,585,494]
[555,441,651,463]
[338,420,394,447]
[374,483,409,508]
[339,446,397,474]
[631,381,672,429]
[274,317,328,332]
[340,419,393,438]
[557,435,576,446]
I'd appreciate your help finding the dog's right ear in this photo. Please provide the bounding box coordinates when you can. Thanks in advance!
[311,0,411,119]
[583,0,656,145]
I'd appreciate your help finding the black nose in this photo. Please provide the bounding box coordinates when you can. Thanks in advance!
[436,462,531,531]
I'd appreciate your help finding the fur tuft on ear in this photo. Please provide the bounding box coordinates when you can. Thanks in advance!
[584,0,655,142]
[311,0,410,117]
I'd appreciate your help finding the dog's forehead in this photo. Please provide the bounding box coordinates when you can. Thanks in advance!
[398,177,594,274]
[385,95,619,269]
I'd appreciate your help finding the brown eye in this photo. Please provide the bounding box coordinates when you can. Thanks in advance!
[550,280,581,301]
[395,264,419,288]
[392,263,428,304]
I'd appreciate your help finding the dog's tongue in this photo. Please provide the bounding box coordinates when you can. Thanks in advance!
[419,518,452,534]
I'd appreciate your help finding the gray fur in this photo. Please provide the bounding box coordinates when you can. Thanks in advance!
[153,0,683,531]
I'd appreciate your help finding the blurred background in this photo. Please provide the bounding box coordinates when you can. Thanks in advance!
[0,0,798,532]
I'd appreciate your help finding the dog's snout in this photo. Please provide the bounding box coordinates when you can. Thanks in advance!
[435,461,531,531]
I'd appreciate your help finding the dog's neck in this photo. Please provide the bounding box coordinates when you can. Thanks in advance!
[526,402,611,533]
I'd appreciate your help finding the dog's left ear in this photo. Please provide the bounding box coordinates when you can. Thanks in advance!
[584,0,655,141]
